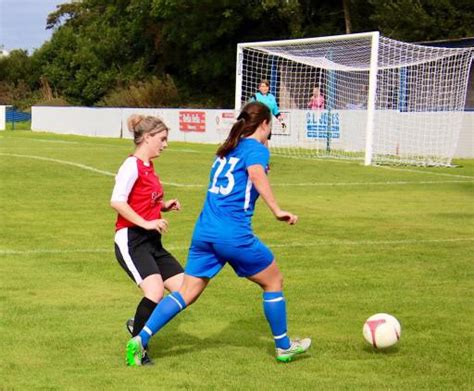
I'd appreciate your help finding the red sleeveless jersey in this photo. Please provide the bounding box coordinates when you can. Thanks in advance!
[111,156,164,231]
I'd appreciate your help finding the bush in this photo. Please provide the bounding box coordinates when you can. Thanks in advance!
[98,75,180,108]
[0,80,39,110]
[0,78,71,111]
[34,97,72,107]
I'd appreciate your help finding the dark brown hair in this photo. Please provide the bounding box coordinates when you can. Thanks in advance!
[216,102,271,158]
[127,114,169,145]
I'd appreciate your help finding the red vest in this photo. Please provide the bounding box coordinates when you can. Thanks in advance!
[115,157,163,231]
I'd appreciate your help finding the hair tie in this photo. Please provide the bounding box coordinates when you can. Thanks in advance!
[237,112,249,121]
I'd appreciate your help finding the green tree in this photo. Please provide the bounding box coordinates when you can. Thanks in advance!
[368,0,474,41]
[3,0,471,108]
[0,50,41,108]
[38,0,162,105]
[0,49,38,88]
[149,0,329,106]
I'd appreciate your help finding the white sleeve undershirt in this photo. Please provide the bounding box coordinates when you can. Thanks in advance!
[111,157,138,202]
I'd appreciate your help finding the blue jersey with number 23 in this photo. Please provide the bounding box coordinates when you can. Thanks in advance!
[192,138,269,244]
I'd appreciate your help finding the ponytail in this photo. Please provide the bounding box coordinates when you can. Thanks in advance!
[216,118,247,158]
[216,102,271,158]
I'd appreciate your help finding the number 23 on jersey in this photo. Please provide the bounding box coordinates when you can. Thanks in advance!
[208,157,240,195]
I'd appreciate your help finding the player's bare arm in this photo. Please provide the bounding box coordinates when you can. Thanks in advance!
[247,164,298,225]
[111,201,168,232]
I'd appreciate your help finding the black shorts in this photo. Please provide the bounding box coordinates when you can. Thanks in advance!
[114,226,183,285]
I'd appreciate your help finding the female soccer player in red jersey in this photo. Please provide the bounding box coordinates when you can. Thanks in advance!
[111,114,184,365]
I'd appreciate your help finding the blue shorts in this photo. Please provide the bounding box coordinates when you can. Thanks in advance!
[185,237,274,278]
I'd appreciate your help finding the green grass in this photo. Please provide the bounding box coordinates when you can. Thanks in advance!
[5,120,32,131]
[1,130,473,390]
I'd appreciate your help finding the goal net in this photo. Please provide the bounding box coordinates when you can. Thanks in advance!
[235,32,473,166]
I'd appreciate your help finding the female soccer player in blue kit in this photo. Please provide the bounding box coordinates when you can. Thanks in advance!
[125,102,311,366]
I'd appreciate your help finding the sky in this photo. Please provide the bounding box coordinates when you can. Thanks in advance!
[0,0,68,54]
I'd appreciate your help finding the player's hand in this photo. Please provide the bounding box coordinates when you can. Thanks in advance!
[144,219,169,233]
[162,199,181,212]
[275,210,298,225]
[155,219,168,234]
[155,219,169,233]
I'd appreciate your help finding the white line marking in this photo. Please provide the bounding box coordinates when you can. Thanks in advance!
[1,238,472,256]
[269,237,474,248]
[270,153,474,179]
[0,249,113,255]
[4,136,474,178]
[376,165,474,179]
[0,153,116,176]
[0,153,203,187]
[18,138,82,145]
[1,153,471,188]
[161,182,203,188]
[5,137,205,153]
[272,153,355,164]
[272,180,473,186]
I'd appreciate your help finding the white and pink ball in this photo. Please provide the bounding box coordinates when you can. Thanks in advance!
[363,313,401,349]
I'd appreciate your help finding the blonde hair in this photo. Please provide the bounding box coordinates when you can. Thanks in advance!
[127,115,169,145]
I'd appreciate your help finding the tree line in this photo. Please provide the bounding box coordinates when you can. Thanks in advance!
[0,0,472,110]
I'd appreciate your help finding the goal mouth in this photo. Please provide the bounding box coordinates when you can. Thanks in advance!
[236,32,473,167]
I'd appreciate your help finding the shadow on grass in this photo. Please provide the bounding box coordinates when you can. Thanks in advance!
[148,315,312,363]
[362,343,400,355]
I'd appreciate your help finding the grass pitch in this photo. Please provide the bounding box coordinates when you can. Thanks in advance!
[1,130,473,390]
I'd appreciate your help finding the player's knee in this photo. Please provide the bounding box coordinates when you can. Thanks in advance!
[273,274,284,291]
[143,290,163,303]
[164,273,184,292]
[260,275,283,291]
[179,276,207,305]
[269,266,284,290]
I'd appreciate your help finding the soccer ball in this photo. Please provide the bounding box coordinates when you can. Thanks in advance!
[363,313,401,349]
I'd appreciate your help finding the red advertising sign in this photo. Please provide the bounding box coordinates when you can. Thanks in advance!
[179,111,206,132]
[215,111,235,133]
[221,112,234,119]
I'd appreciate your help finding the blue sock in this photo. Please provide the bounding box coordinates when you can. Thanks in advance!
[138,291,186,347]
[263,291,291,349]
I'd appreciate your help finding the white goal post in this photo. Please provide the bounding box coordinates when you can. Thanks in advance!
[235,32,473,166]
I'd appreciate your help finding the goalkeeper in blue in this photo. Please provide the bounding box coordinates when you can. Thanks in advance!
[125,101,311,366]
